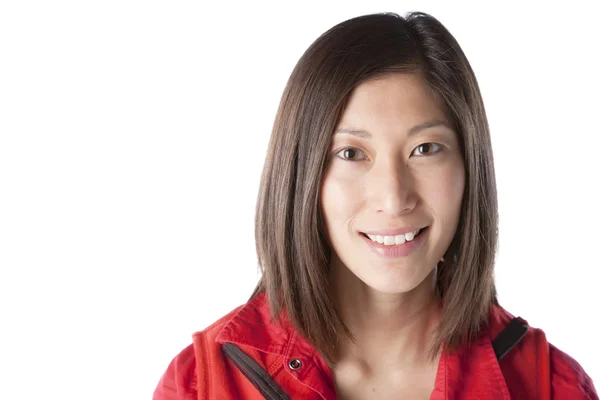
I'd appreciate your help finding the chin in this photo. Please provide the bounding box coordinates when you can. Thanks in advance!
[355,260,438,295]
[360,276,423,295]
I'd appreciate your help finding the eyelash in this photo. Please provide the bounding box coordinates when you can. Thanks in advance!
[335,143,444,161]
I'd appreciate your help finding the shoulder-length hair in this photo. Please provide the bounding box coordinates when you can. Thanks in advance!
[251,11,498,364]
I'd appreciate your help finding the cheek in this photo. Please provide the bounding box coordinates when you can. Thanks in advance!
[426,163,465,220]
[320,171,363,228]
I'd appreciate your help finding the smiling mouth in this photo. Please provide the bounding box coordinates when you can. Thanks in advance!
[360,227,428,246]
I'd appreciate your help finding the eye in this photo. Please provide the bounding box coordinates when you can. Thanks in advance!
[336,147,367,161]
[412,143,443,157]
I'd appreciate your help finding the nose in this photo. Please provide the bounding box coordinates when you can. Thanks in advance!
[367,160,417,217]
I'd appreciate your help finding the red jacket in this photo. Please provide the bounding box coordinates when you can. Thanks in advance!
[154,292,597,399]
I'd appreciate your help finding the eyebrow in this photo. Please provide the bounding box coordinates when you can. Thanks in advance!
[333,119,452,138]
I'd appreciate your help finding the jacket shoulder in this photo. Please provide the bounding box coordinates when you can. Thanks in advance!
[549,343,598,399]
[153,343,197,400]
[490,305,597,399]
[152,305,245,400]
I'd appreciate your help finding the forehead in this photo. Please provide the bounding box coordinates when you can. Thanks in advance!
[337,73,449,130]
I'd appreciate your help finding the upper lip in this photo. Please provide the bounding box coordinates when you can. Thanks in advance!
[361,226,427,236]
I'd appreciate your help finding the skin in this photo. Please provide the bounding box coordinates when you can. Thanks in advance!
[320,73,465,399]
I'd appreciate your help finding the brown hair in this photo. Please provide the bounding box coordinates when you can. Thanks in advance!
[251,11,498,364]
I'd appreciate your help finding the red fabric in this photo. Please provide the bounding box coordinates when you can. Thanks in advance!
[153,293,598,399]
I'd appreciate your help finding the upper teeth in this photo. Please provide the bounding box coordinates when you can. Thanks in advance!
[366,229,420,245]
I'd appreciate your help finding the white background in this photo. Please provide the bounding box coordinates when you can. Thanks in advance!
[1,1,598,399]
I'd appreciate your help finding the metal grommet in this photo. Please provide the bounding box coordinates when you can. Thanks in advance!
[288,358,302,370]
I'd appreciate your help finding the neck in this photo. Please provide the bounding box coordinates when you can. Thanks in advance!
[329,261,442,369]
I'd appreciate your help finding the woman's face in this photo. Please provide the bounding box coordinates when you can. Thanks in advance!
[320,73,465,294]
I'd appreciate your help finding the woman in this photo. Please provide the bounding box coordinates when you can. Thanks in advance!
[153,12,597,399]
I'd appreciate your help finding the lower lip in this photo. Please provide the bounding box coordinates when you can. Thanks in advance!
[361,228,428,258]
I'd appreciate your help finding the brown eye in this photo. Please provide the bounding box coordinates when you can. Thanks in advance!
[336,147,366,161]
[343,149,357,159]
[412,143,443,157]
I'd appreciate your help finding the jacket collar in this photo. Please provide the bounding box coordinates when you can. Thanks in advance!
[431,329,511,399]
[215,292,323,368]
[216,292,513,399]
[215,292,299,355]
